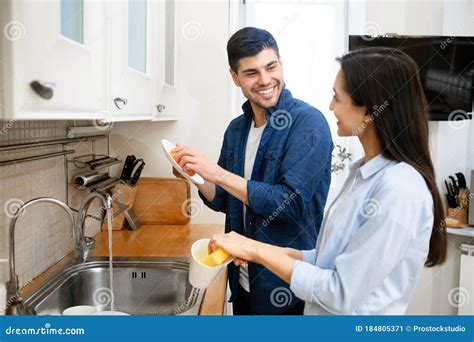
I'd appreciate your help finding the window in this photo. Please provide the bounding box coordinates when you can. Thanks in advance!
[60,0,84,44]
[243,0,353,195]
[165,0,176,86]
[128,0,148,73]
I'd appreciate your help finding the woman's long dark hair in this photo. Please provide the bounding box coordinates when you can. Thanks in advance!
[337,47,447,267]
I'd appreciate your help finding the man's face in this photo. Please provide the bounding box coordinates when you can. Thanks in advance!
[230,48,284,111]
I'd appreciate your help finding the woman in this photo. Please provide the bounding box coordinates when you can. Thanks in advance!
[209,47,447,315]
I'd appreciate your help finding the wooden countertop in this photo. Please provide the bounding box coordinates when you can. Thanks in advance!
[92,224,227,315]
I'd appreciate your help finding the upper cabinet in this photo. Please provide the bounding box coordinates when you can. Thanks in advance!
[108,0,155,119]
[1,0,105,120]
[153,0,179,120]
[0,0,177,121]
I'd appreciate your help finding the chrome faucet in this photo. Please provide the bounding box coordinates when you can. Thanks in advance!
[6,192,112,315]
[74,191,113,263]
[6,197,75,315]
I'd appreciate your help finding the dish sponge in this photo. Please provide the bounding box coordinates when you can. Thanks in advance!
[200,248,231,267]
[170,151,195,176]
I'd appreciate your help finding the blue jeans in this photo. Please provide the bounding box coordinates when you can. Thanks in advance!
[232,285,305,315]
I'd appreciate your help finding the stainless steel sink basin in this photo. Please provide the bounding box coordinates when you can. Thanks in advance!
[23,257,203,315]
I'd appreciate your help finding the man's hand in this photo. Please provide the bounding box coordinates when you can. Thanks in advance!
[171,145,223,184]
[171,144,249,206]
[172,166,186,179]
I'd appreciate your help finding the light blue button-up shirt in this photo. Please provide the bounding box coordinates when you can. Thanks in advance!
[290,154,434,315]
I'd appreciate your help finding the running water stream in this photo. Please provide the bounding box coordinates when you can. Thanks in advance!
[107,207,115,311]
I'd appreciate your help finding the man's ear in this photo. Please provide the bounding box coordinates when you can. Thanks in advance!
[229,68,241,87]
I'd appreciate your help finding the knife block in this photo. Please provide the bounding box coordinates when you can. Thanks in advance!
[447,207,468,225]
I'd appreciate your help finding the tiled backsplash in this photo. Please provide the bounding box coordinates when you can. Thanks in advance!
[0,120,108,289]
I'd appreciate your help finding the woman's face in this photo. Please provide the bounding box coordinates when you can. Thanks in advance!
[329,69,369,137]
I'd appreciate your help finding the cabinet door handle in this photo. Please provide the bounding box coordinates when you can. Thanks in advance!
[30,81,55,100]
[114,97,128,109]
[156,104,166,113]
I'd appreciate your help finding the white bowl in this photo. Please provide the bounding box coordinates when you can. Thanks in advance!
[94,310,130,316]
[62,305,97,315]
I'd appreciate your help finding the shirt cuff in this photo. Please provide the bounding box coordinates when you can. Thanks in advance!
[290,260,317,303]
[301,249,317,264]
[247,179,265,213]
[198,189,212,206]
[198,188,221,211]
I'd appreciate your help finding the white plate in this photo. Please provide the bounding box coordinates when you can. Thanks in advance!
[62,305,97,315]
[94,310,130,316]
[162,139,205,185]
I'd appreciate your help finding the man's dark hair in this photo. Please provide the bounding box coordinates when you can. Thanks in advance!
[227,27,279,73]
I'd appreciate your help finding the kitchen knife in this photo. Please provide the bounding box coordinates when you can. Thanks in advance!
[129,159,145,186]
[449,176,458,195]
[456,172,467,189]
[120,155,136,181]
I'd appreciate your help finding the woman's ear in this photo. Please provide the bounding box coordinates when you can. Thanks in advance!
[363,106,374,124]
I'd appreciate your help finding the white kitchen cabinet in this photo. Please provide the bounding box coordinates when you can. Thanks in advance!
[106,0,178,121]
[0,0,178,122]
[152,0,179,121]
[107,0,155,120]
[1,0,106,120]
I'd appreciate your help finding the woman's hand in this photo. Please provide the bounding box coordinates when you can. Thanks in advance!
[209,231,260,267]
[210,232,298,284]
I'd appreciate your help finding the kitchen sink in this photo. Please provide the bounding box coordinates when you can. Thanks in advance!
[22,257,204,315]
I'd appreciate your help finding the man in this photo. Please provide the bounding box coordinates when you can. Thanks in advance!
[172,27,332,315]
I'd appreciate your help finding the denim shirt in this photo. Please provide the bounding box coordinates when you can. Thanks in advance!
[290,155,434,315]
[199,88,333,314]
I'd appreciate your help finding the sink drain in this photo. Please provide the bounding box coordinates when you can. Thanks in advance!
[131,271,147,279]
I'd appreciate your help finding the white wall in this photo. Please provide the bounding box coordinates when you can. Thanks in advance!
[244,1,349,201]
[349,0,474,315]
[110,0,233,224]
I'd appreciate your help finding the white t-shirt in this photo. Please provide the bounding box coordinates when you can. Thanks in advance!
[240,121,266,292]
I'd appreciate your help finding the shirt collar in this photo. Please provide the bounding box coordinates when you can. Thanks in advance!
[350,154,394,180]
